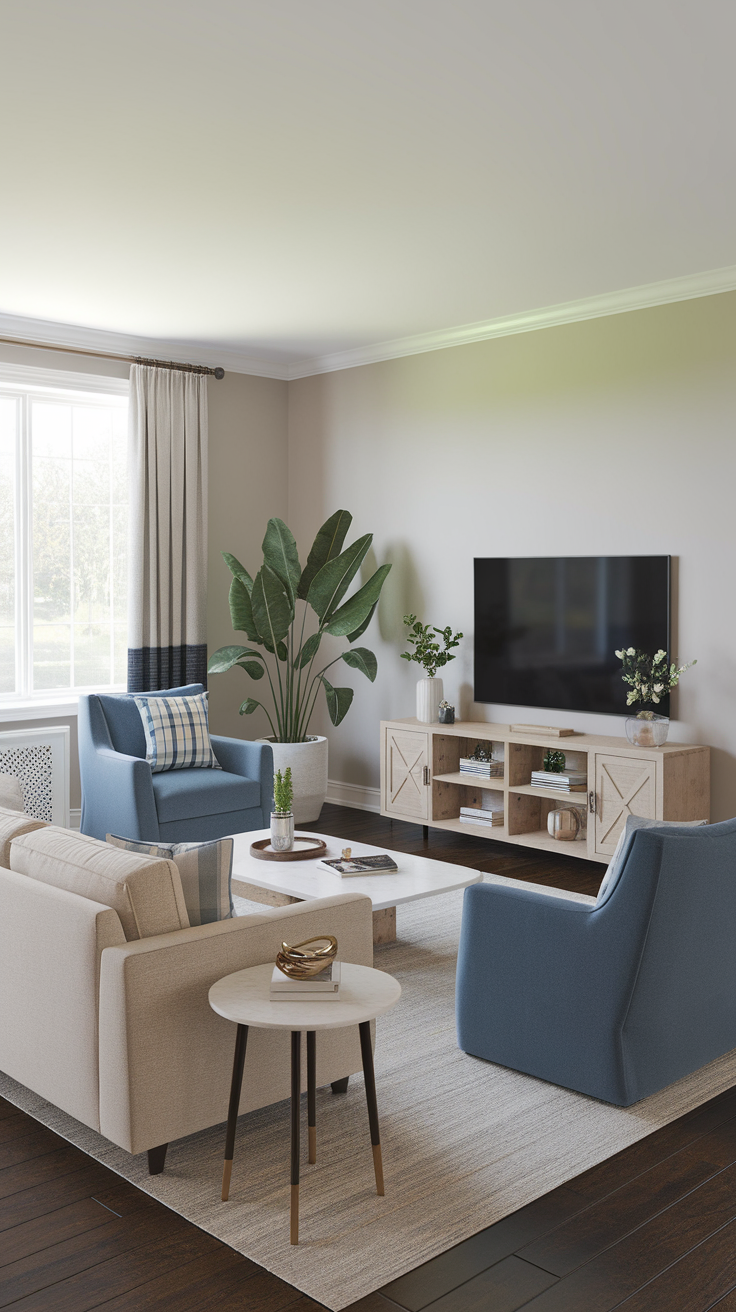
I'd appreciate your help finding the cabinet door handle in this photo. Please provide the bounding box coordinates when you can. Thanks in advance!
[589,790,597,814]
[423,765,431,786]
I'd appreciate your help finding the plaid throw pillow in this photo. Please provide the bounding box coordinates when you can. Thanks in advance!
[107,834,234,925]
[133,691,220,773]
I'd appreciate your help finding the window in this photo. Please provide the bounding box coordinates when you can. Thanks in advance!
[0,365,128,705]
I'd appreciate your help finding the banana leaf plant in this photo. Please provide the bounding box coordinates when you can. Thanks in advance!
[207,510,391,742]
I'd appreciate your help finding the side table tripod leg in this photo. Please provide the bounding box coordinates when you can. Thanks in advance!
[359,1020,385,1196]
[291,1030,301,1244]
[307,1030,317,1164]
[222,1023,248,1201]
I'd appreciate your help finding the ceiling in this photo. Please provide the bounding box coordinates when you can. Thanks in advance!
[2,0,736,376]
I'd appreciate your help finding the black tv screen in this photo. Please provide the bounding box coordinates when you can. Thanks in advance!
[474,556,671,717]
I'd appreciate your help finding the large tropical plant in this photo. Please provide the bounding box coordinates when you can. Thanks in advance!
[207,510,391,743]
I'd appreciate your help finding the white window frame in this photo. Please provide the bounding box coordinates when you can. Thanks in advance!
[0,362,129,721]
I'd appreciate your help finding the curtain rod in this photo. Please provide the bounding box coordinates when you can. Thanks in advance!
[0,334,225,379]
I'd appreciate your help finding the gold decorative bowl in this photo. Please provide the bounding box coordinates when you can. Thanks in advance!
[275,935,338,980]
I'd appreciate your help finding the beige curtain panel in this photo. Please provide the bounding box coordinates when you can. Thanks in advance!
[127,364,208,692]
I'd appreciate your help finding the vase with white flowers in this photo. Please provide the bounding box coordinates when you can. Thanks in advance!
[615,647,696,746]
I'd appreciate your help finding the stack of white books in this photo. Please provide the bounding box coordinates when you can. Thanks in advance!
[459,794,504,828]
[459,757,504,778]
[270,961,341,1001]
[530,770,587,792]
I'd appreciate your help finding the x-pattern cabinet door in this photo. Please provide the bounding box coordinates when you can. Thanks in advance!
[384,728,429,821]
[594,753,658,856]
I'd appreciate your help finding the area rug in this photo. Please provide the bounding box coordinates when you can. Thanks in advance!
[3,876,736,1310]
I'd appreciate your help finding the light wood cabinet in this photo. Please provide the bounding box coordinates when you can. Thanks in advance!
[383,727,430,821]
[380,718,710,865]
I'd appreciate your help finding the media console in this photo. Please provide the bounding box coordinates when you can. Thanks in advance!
[380,718,710,864]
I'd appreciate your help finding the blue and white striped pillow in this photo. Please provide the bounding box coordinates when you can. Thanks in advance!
[107,834,234,924]
[133,691,220,773]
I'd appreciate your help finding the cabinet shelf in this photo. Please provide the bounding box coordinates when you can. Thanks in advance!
[433,771,504,788]
[511,784,588,803]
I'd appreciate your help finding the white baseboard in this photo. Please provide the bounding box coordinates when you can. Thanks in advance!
[69,807,81,830]
[324,778,381,813]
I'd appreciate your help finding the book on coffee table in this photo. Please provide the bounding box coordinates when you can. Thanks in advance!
[318,854,398,877]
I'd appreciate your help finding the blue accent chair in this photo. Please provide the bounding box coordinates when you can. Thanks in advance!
[456,819,736,1106]
[78,684,273,842]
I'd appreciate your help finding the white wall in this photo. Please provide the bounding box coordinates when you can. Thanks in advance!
[287,291,736,820]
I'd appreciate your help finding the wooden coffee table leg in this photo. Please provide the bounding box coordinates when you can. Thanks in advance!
[359,1020,385,1196]
[291,1030,301,1244]
[222,1023,248,1201]
[307,1030,317,1164]
[372,906,396,946]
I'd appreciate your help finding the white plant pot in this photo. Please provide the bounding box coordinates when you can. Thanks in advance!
[416,677,443,723]
[257,735,328,823]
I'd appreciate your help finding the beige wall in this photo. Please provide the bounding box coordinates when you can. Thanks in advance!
[287,291,736,820]
[0,341,288,806]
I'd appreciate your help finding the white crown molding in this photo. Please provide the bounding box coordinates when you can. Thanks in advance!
[3,263,735,385]
[0,311,290,381]
[287,264,736,379]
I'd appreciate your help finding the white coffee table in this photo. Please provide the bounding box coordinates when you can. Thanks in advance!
[230,828,482,945]
[209,961,401,1245]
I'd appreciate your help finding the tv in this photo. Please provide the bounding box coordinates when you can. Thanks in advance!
[474,556,671,717]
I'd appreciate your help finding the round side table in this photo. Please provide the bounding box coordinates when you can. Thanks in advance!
[208,961,401,1245]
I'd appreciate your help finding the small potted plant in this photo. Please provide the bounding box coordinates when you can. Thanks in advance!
[438,699,455,725]
[615,648,696,746]
[401,615,463,723]
[271,767,294,852]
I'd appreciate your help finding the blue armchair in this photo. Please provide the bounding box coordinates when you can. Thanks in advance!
[78,685,273,842]
[456,819,736,1106]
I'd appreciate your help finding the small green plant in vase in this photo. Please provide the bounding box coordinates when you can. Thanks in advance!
[615,647,696,746]
[271,767,295,852]
[401,614,463,723]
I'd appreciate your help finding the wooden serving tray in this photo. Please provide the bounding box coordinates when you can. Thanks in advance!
[249,836,328,862]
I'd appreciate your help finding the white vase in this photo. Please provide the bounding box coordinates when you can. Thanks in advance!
[257,735,328,823]
[416,677,443,723]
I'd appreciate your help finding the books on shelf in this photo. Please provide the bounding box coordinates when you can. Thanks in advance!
[530,770,587,792]
[459,804,504,828]
[459,758,504,778]
[270,961,341,1000]
[318,854,398,876]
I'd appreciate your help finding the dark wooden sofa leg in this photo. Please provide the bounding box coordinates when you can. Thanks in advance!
[331,1076,349,1094]
[147,1143,168,1175]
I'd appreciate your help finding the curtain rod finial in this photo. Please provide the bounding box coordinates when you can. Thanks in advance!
[214,367,225,380]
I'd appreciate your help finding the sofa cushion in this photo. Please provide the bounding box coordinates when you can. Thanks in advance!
[10,827,190,941]
[152,767,259,823]
[107,834,234,925]
[596,813,708,907]
[134,691,219,773]
[0,807,49,867]
[97,684,205,759]
[0,775,24,812]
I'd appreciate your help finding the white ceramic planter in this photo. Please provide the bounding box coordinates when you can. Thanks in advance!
[416,677,443,723]
[258,735,328,823]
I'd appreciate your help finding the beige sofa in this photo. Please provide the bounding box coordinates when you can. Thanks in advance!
[0,809,373,1174]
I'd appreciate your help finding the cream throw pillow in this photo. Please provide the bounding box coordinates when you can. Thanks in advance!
[10,826,190,941]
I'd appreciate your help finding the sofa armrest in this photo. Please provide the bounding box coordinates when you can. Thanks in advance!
[211,736,273,801]
[98,891,372,1154]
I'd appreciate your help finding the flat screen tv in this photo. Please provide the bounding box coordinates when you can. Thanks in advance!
[474,556,671,717]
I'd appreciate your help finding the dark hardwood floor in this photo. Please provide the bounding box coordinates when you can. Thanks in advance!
[1,804,734,1311]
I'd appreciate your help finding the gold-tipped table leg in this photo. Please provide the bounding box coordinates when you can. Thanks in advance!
[221,1024,248,1202]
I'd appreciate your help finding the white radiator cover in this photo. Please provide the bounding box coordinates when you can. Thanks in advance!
[0,727,70,826]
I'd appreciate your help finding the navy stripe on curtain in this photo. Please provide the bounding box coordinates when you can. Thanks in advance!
[127,645,208,693]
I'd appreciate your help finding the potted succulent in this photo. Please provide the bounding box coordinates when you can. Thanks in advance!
[271,767,294,852]
[208,511,391,821]
[615,647,696,746]
[400,615,463,723]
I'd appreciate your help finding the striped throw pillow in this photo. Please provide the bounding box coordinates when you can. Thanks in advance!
[133,691,220,773]
[107,834,234,925]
